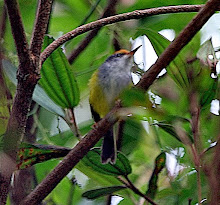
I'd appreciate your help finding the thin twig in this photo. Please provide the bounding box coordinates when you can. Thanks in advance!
[118,176,157,205]
[42,4,209,65]
[80,0,102,26]
[22,1,219,204]
[68,0,118,64]
[65,108,81,139]
[67,177,76,205]
[189,90,201,204]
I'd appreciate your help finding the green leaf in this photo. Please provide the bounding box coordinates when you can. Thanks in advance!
[146,152,166,199]
[137,29,189,89]
[120,119,144,155]
[17,143,70,170]
[200,76,218,108]
[2,59,65,117]
[76,160,121,187]
[82,186,126,199]
[152,122,181,142]
[82,148,132,176]
[40,35,80,108]
[121,87,148,107]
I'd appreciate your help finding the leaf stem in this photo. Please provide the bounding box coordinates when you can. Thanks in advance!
[189,91,202,204]
[117,176,158,205]
[68,0,118,64]
[65,108,81,139]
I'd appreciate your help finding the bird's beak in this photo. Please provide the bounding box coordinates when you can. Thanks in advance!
[129,45,142,55]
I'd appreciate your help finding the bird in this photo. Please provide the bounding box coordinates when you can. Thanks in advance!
[89,46,141,163]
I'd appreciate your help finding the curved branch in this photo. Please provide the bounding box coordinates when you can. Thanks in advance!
[22,1,220,204]
[67,0,118,64]
[41,4,206,65]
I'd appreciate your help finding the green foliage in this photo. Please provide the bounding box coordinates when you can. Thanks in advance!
[82,148,132,176]
[1,0,219,204]
[2,59,65,116]
[138,29,189,89]
[82,186,126,200]
[40,36,80,109]
[152,122,182,142]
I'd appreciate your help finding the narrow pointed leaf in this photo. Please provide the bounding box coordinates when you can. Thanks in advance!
[82,186,126,199]
[82,148,132,176]
[200,76,218,108]
[154,152,166,174]
[40,36,80,108]
[17,143,70,170]
[146,152,166,199]
[137,29,189,89]
[152,122,181,142]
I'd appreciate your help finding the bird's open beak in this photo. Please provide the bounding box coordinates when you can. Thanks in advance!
[129,45,142,55]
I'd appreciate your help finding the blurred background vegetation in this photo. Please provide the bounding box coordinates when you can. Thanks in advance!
[0,0,219,204]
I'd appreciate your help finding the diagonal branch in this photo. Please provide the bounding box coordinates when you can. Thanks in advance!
[21,106,120,205]
[22,0,220,204]
[40,4,220,66]
[136,0,220,90]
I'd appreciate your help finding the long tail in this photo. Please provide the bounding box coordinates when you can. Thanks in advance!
[101,128,116,164]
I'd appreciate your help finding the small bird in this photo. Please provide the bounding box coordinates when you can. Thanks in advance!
[89,46,141,163]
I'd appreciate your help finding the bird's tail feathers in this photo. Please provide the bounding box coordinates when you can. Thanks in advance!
[101,128,117,164]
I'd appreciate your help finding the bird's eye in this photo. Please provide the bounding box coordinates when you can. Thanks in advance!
[115,53,125,58]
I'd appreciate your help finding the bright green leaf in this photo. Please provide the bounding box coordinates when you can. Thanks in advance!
[40,35,80,109]
[121,87,148,107]
[200,77,218,108]
[137,29,189,89]
[152,122,181,142]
